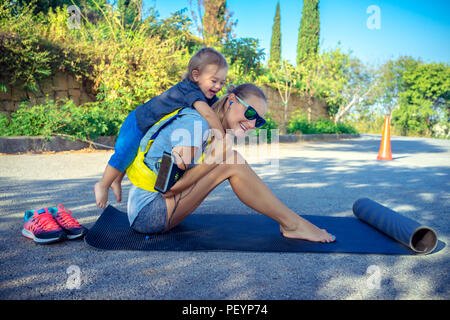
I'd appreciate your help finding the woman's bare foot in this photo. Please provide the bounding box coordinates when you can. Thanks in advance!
[280,217,336,243]
[94,181,109,209]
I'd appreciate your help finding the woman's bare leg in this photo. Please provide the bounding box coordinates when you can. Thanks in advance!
[165,151,335,243]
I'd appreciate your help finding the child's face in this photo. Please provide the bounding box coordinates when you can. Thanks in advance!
[192,64,228,99]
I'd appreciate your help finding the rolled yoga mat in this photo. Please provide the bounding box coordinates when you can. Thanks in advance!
[352,198,438,254]
[85,204,444,254]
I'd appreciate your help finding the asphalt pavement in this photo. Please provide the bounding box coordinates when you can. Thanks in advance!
[0,134,449,299]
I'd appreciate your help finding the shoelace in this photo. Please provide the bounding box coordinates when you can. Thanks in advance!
[55,205,82,228]
[32,212,61,231]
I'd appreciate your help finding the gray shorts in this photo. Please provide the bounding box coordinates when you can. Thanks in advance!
[131,193,168,234]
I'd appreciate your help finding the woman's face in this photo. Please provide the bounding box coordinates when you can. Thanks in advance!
[223,93,267,137]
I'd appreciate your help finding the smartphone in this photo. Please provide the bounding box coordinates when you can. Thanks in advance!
[154,151,185,194]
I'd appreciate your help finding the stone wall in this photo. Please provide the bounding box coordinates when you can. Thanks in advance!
[0,73,329,127]
[0,71,95,114]
[260,84,329,127]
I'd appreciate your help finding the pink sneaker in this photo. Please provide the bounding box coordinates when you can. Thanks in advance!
[22,208,66,244]
[49,205,88,240]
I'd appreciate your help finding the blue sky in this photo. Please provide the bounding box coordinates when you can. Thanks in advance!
[145,0,450,68]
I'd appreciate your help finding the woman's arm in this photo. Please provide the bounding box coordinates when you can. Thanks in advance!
[162,137,232,198]
[162,146,217,198]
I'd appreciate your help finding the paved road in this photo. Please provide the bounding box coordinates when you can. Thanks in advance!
[1,134,449,299]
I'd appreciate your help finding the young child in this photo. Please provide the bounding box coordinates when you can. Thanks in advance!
[94,47,228,209]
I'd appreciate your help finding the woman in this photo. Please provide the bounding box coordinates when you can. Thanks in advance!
[127,83,336,243]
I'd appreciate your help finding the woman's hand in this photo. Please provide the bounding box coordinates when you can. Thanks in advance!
[161,190,175,199]
[161,137,231,199]
[161,145,197,199]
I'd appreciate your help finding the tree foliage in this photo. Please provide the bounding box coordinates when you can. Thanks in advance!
[391,59,450,135]
[117,0,142,27]
[147,8,198,51]
[376,56,420,115]
[13,0,108,17]
[268,60,298,133]
[268,2,281,70]
[318,48,374,123]
[222,37,265,82]
[297,0,320,66]
[1,1,448,140]
[0,1,192,111]
[372,56,450,135]
[189,0,236,46]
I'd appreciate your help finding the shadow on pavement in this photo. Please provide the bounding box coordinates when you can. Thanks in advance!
[0,135,449,299]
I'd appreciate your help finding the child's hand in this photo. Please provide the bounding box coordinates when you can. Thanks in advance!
[94,182,109,209]
[111,180,122,203]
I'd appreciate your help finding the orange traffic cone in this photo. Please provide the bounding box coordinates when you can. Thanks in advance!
[377,115,393,160]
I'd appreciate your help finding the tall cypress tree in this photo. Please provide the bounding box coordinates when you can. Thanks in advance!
[297,0,320,66]
[269,1,281,70]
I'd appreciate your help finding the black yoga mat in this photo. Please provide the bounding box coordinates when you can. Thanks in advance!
[85,202,444,254]
[352,198,439,254]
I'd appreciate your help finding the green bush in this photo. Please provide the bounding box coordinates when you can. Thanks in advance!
[337,122,359,134]
[0,99,126,140]
[252,112,278,142]
[286,112,309,134]
[287,111,358,134]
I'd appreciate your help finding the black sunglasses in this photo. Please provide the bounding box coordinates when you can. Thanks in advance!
[235,96,266,128]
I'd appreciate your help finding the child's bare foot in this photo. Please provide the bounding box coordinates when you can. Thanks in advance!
[111,180,122,203]
[280,217,336,243]
[94,181,109,209]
